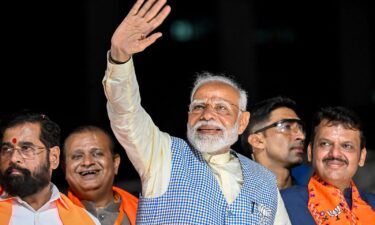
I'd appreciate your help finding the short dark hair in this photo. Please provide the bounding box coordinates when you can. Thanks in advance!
[0,110,61,149]
[310,106,366,149]
[241,96,298,154]
[62,125,116,161]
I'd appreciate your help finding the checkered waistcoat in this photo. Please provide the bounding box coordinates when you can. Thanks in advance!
[136,137,278,224]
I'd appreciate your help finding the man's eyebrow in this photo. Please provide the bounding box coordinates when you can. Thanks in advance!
[1,142,12,146]
[17,141,35,146]
[1,141,34,146]
[316,138,328,141]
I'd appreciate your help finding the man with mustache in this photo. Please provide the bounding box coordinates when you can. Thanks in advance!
[281,106,375,224]
[62,125,138,225]
[0,111,100,225]
[102,0,291,224]
[241,96,307,189]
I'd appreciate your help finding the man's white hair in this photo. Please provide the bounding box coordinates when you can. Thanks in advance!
[190,72,248,111]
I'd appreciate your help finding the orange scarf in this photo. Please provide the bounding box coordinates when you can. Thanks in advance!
[68,186,138,225]
[0,192,96,225]
[308,174,375,225]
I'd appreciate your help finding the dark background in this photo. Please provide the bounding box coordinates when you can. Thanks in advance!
[1,0,374,192]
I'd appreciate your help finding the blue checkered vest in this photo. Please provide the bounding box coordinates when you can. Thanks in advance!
[136,137,278,224]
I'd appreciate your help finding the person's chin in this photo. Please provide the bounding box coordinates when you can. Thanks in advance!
[80,183,101,191]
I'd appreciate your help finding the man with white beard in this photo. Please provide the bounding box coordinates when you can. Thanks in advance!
[102,0,290,224]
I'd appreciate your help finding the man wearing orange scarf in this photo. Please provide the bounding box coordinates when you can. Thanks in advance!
[281,106,375,225]
[62,126,138,225]
[0,111,100,225]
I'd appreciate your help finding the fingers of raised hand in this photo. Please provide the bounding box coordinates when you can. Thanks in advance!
[126,32,161,54]
[126,0,170,29]
[136,0,157,18]
[129,0,145,16]
[138,32,162,50]
[134,0,169,21]
[129,0,170,39]
[147,4,170,28]
[143,0,169,22]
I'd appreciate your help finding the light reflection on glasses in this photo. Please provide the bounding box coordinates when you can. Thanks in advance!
[0,144,46,160]
[189,99,242,116]
[252,118,305,135]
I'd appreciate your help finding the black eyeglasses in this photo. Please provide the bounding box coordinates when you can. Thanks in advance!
[252,118,305,135]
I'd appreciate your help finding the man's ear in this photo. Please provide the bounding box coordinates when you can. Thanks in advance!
[238,111,250,134]
[358,147,367,167]
[307,143,313,162]
[114,153,121,175]
[49,146,60,170]
[248,133,265,153]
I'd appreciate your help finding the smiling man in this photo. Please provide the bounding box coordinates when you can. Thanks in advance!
[63,125,138,225]
[101,0,291,224]
[281,106,375,224]
[0,111,100,225]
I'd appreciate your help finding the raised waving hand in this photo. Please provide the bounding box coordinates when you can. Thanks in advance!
[110,0,171,62]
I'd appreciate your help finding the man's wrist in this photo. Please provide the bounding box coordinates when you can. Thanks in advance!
[109,51,130,64]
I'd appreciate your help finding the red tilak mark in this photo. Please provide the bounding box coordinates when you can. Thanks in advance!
[12,138,17,144]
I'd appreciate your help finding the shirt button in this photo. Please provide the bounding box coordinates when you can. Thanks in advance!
[227,210,233,216]
[98,214,105,221]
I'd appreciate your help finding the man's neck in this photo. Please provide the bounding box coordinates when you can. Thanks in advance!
[332,181,352,193]
[22,183,52,210]
[254,155,293,189]
[271,167,292,190]
[83,190,116,210]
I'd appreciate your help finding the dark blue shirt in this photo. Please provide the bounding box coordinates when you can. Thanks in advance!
[281,185,375,225]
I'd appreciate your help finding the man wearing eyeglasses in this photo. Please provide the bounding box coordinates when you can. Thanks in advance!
[241,96,306,189]
[281,106,375,224]
[0,111,100,225]
[102,0,291,224]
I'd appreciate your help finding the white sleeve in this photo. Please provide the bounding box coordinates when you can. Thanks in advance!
[103,55,171,197]
[273,190,292,225]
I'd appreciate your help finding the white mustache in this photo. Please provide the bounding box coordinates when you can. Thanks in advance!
[192,120,225,132]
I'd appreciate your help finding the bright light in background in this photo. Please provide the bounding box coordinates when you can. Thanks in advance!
[170,18,213,42]
[170,20,194,42]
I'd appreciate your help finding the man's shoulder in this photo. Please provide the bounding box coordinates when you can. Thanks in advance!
[359,190,375,209]
[237,152,275,175]
[58,192,101,225]
[236,152,279,188]
[170,136,189,145]
[113,186,139,205]
[281,185,307,193]
[364,192,375,200]
[281,185,308,202]
[281,186,315,225]
[281,185,309,215]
